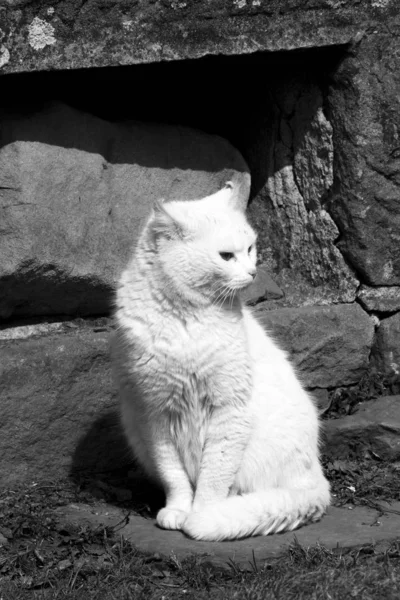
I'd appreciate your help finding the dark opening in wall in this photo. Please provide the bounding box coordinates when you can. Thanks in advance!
[1,46,344,198]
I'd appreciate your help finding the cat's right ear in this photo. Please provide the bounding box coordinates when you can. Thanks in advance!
[150,199,186,240]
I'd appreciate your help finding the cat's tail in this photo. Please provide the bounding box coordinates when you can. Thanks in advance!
[182,483,330,541]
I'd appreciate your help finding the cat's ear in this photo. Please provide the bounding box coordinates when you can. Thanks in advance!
[221,180,243,210]
[151,199,187,240]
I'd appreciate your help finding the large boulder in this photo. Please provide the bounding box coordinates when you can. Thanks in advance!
[0,102,249,319]
[328,25,400,286]
[256,303,375,389]
[247,77,358,309]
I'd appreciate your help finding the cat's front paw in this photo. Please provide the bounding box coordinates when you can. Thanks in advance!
[156,508,188,531]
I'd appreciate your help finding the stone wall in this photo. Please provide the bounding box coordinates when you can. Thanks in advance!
[1,1,400,484]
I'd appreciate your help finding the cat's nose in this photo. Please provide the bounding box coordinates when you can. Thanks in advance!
[248,267,257,278]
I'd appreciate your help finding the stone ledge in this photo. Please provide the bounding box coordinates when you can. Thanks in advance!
[0,1,386,75]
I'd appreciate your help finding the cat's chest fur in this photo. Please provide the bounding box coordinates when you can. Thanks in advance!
[155,308,245,367]
[127,302,252,412]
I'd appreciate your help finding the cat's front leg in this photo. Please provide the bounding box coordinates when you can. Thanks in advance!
[152,427,193,531]
[182,404,251,539]
[192,404,251,509]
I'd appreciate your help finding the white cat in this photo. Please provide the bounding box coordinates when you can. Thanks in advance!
[112,182,330,541]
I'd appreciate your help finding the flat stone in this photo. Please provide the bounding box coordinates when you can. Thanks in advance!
[0,321,129,486]
[324,396,400,461]
[358,286,400,313]
[54,500,400,567]
[370,314,400,377]
[255,303,375,388]
[0,102,249,319]
[242,266,283,306]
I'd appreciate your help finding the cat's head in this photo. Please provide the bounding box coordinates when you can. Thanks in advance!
[147,182,257,306]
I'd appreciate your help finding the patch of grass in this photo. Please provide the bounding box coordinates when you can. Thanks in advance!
[2,532,400,599]
[323,458,400,507]
[1,468,400,599]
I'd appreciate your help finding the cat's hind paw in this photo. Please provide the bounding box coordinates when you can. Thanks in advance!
[156,508,188,531]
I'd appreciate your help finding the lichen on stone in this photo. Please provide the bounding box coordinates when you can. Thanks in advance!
[371,0,392,8]
[28,17,56,51]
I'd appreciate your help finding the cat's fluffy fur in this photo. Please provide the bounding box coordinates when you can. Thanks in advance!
[112,182,330,541]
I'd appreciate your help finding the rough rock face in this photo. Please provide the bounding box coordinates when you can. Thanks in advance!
[324,396,400,461]
[0,103,249,319]
[248,78,358,308]
[328,23,400,287]
[371,314,400,377]
[256,303,375,389]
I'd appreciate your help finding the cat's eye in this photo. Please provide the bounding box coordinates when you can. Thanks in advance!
[219,252,235,261]
[248,245,253,254]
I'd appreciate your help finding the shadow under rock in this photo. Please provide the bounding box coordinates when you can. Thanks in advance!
[70,409,164,517]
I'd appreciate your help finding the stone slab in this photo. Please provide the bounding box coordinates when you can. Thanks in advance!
[0,320,129,487]
[323,396,400,461]
[55,501,400,567]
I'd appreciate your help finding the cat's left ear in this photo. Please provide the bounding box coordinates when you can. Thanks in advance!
[151,199,188,240]
[220,181,244,210]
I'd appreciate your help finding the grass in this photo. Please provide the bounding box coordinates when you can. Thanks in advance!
[1,456,400,599]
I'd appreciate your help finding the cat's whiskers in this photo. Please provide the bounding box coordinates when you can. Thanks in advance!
[215,286,233,310]
[229,288,236,309]
[213,288,229,310]
[212,283,230,306]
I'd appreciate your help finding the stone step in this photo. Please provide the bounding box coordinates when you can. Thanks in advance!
[54,501,400,567]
